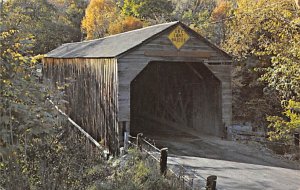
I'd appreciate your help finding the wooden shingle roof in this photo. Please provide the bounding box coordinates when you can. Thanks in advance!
[46,21,178,58]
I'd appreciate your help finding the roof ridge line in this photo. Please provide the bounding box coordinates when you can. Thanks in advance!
[63,21,179,45]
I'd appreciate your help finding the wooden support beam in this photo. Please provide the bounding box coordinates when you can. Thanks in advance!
[144,50,211,58]
[185,62,204,80]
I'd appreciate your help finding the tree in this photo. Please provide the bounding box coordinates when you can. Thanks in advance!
[120,0,174,23]
[120,0,141,17]
[172,0,224,44]
[2,0,87,54]
[57,0,88,42]
[81,0,117,39]
[172,0,217,23]
[210,0,232,45]
[224,0,300,140]
[108,16,144,35]
[0,28,57,158]
[267,100,300,142]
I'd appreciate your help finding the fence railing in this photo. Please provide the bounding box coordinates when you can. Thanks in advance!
[48,99,109,158]
[128,133,215,190]
[49,99,219,190]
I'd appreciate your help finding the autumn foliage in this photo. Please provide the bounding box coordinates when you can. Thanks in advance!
[211,0,232,21]
[108,16,144,35]
[81,0,117,39]
[81,0,145,39]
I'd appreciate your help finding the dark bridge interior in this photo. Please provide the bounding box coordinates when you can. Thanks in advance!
[130,61,222,137]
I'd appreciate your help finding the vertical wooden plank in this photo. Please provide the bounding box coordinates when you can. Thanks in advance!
[43,58,119,155]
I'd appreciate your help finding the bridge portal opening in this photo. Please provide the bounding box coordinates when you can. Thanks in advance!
[130,61,222,138]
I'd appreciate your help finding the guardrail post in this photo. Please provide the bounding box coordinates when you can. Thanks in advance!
[136,133,143,151]
[160,148,168,176]
[124,132,129,152]
[206,175,217,190]
[295,132,299,146]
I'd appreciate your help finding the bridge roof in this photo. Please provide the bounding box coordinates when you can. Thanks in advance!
[45,21,179,58]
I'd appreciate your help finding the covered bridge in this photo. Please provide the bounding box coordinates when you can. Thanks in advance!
[43,21,232,155]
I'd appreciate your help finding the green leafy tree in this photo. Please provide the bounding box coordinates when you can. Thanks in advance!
[172,0,231,45]
[267,100,300,142]
[0,11,66,188]
[120,0,174,23]
[0,29,57,159]
[120,0,141,17]
[56,0,88,42]
[2,0,86,54]
[224,0,300,139]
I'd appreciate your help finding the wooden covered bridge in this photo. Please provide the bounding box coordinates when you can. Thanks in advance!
[43,21,232,155]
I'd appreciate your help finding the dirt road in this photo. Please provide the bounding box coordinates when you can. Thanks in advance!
[152,134,300,190]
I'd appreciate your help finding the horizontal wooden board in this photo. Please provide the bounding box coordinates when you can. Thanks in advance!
[144,50,211,58]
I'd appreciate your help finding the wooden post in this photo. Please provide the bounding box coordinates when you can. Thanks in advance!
[294,133,299,147]
[206,175,217,190]
[160,148,168,176]
[124,132,129,152]
[136,133,143,151]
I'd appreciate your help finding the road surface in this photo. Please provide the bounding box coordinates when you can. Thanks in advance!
[151,133,300,190]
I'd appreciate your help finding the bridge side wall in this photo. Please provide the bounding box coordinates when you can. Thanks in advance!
[43,58,119,154]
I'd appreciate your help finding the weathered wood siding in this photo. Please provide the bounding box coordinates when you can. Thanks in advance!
[117,24,232,133]
[205,64,232,128]
[43,58,119,154]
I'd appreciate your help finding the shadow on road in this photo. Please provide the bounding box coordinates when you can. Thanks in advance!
[146,130,300,170]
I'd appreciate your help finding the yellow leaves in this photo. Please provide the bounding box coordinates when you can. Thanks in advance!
[0,162,4,169]
[1,31,10,38]
[24,74,31,81]
[2,79,12,85]
[211,0,232,21]
[108,16,144,35]
[268,100,300,142]
[295,0,300,9]
[0,30,18,40]
[15,66,24,74]
[282,9,293,18]
[31,54,44,65]
[81,0,117,39]
[81,0,145,39]
[225,0,299,59]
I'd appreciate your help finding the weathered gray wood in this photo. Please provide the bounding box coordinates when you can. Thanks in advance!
[118,25,232,133]
[124,132,129,151]
[144,50,211,58]
[160,148,168,176]
[136,133,143,151]
[206,175,217,190]
[43,58,120,155]
[44,22,232,154]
